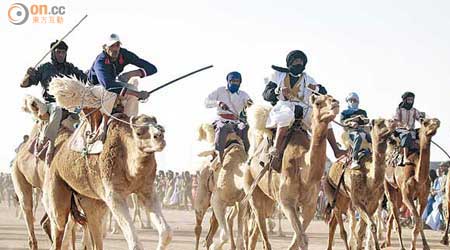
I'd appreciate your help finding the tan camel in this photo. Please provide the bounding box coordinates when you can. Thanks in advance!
[42,112,171,250]
[323,118,393,250]
[194,123,251,250]
[243,94,339,250]
[383,118,440,250]
[441,168,450,245]
[200,125,248,250]
[193,167,240,250]
[11,96,101,250]
[193,157,217,250]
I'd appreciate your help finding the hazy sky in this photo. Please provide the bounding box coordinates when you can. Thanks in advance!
[1,0,450,173]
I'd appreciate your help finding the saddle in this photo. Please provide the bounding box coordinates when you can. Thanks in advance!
[258,122,307,173]
[69,108,108,155]
[28,109,78,160]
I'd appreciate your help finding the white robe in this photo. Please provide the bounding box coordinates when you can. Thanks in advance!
[266,71,328,130]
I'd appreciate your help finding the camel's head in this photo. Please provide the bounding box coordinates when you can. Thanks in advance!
[310,94,340,124]
[130,114,166,153]
[420,118,440,137]
[370,118,393,142]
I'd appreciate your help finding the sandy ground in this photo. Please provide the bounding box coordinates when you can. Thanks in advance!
[0,202,448,250]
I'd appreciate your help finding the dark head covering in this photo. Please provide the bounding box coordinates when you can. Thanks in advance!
[50,40,68,65]
[399,91,415,110]
[226,71,242,83]
[286,50,307,67]
[50,40,68,51]
[401,91,415,99]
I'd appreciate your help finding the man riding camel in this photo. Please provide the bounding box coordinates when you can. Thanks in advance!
[87,33,157,138]
[340,92,371,169]
[205,71,253,164]
[392,91,425,165]
[263,50,345,171]
[20,40,87,166]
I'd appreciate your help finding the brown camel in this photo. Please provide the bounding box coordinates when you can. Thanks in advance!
[12,96,103,250]
[42,112,171,250]
[323,118,393,250]
[383,118,440,250]
[441,167,450,245]
[243,94,340,250]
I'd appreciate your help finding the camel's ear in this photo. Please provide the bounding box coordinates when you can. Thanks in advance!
[310,94,317,105]
[422,118,430,127]
[370,119,375,130]
[130,116,137,128]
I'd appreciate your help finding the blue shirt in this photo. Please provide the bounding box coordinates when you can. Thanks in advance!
[87,48,157,94]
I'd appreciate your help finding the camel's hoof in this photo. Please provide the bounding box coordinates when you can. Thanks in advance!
[380,241,390,248]
[440,237,449,245]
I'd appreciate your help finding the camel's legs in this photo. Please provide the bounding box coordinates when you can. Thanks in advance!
[402,186,428,250]
[139,191,172,250]
[302,199,318,230]
[132,194,142,227]
[235,203,246,250]
[277,205,285,237]
[417,192,430,250]
[383,183,406,250]
[194,209,205,250]
[248,186,273,250]
[326,213,337,250]
[280,200,308,250]
[143,204,152,229]
[80,197,109,250]
[104,190,142,250]
[348,207,357,248]
[11,166,38,250]
[61,216,75,250]
[206,212,219,250]
[210,193,230,250]
[335,209,350,250]
[42,172,72,250]
[357,208,379,250]
[227,205,238,250]
[247,214,260,250]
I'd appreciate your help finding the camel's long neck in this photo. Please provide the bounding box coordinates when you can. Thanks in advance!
[415,133,431,182]
[306,122,329,184]
[372,137,388,186]
[130,153,156,178]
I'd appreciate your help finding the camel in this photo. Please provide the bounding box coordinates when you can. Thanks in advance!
[323,118,393,250]
[194,122,256,250]
[441,168,450,245]
[11,96,101,250]
[383,118,440,250]
[194,122,249,250]
[42,111,171,250]
[243,94,340,250]
[193,158,243,250]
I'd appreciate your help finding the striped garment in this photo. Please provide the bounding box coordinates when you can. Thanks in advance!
[393,107,422,129]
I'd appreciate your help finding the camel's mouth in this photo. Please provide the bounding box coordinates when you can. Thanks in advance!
[142,140,166,153]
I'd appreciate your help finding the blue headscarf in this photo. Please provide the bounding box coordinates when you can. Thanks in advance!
[226,71,242,94]
[346,92,360,111]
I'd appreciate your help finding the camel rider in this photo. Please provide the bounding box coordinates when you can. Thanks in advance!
[392,91,425,165]
[263,50,345,171]
[87,33,157,137]
[20,40,87,165]
[340,92,371,169]
[205,71,253,163]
